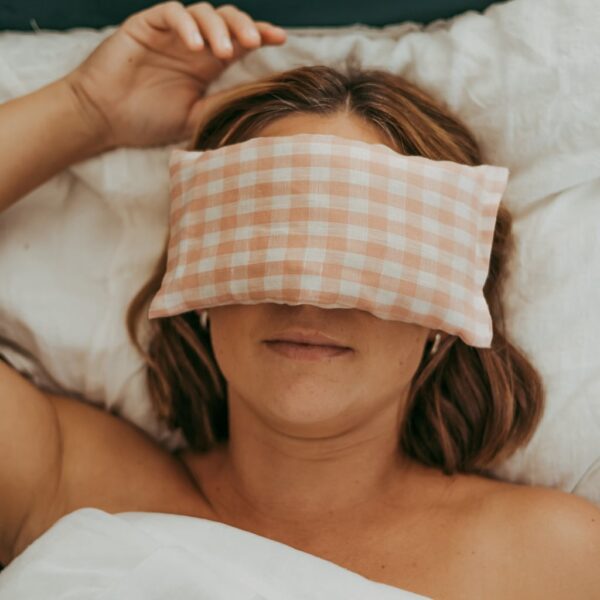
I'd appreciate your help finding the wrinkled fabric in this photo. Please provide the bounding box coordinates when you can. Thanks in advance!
[0,509,429,600]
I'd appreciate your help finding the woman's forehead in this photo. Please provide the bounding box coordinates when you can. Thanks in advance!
[256,112,388,146]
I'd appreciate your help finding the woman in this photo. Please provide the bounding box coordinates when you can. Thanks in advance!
[0,2,598,598]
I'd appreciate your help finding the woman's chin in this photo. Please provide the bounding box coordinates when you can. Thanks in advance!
[256,396,361,438]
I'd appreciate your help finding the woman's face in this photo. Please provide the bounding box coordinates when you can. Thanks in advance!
[206,112,433,437]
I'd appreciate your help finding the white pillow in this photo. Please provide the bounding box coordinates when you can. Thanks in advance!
[0,0,598,502]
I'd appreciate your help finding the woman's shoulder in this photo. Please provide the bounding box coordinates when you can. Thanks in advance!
[461,473,600,598]
[379,465,598,598]
[476,474,599,541]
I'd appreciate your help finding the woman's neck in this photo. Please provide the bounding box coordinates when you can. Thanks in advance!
[189,387,428,543]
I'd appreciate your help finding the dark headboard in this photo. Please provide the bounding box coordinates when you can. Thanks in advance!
[1,1,503,30]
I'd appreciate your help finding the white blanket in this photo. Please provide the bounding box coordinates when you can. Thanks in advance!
[0,509,428,599]
[0,0,599,503]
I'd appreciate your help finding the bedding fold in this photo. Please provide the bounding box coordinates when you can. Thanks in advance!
[0,508,430,599]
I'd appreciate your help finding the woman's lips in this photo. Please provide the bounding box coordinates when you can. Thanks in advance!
[263,341,353,361]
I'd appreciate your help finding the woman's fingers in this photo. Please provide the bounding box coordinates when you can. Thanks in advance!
[217,5,262,48]
[187,3,287,58]
[136,1,286,58]
[142,1,205,51]
[254,21,287,44]
[187,2,236,59]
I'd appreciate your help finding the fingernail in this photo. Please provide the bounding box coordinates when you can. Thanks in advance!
[192,32,203,46]
[246,28,260,43]
[221,36,233,51]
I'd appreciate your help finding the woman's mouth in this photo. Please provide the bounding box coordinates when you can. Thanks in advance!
[263,328,354,360]
[263,340,353,361]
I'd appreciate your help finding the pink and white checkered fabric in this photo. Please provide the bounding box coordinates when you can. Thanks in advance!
[149,133,509,347]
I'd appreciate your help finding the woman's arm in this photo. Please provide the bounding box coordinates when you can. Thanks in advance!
[0,77,109,213]
[0,1,286,563]
[0,360,63,564]
[0,1,286,214]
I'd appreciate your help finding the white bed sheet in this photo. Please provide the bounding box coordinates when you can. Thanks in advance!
[0,508,429,599]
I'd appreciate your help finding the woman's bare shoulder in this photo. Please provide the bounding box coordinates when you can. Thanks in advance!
[469,474,600,599]
[377,467,598,599]
[478,475,600,540]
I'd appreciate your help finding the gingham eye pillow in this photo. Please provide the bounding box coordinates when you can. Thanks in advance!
[149,133,509,347]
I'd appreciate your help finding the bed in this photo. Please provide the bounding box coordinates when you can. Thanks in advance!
[0,0,598,596]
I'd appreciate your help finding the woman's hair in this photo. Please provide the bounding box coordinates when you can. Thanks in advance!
[127,65,544,475]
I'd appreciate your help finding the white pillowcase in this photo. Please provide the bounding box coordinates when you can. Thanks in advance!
[0,0,598,502]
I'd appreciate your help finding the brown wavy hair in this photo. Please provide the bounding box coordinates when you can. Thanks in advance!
[127,65,544,475]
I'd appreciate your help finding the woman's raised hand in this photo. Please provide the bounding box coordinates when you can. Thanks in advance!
[64,1,286,149]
